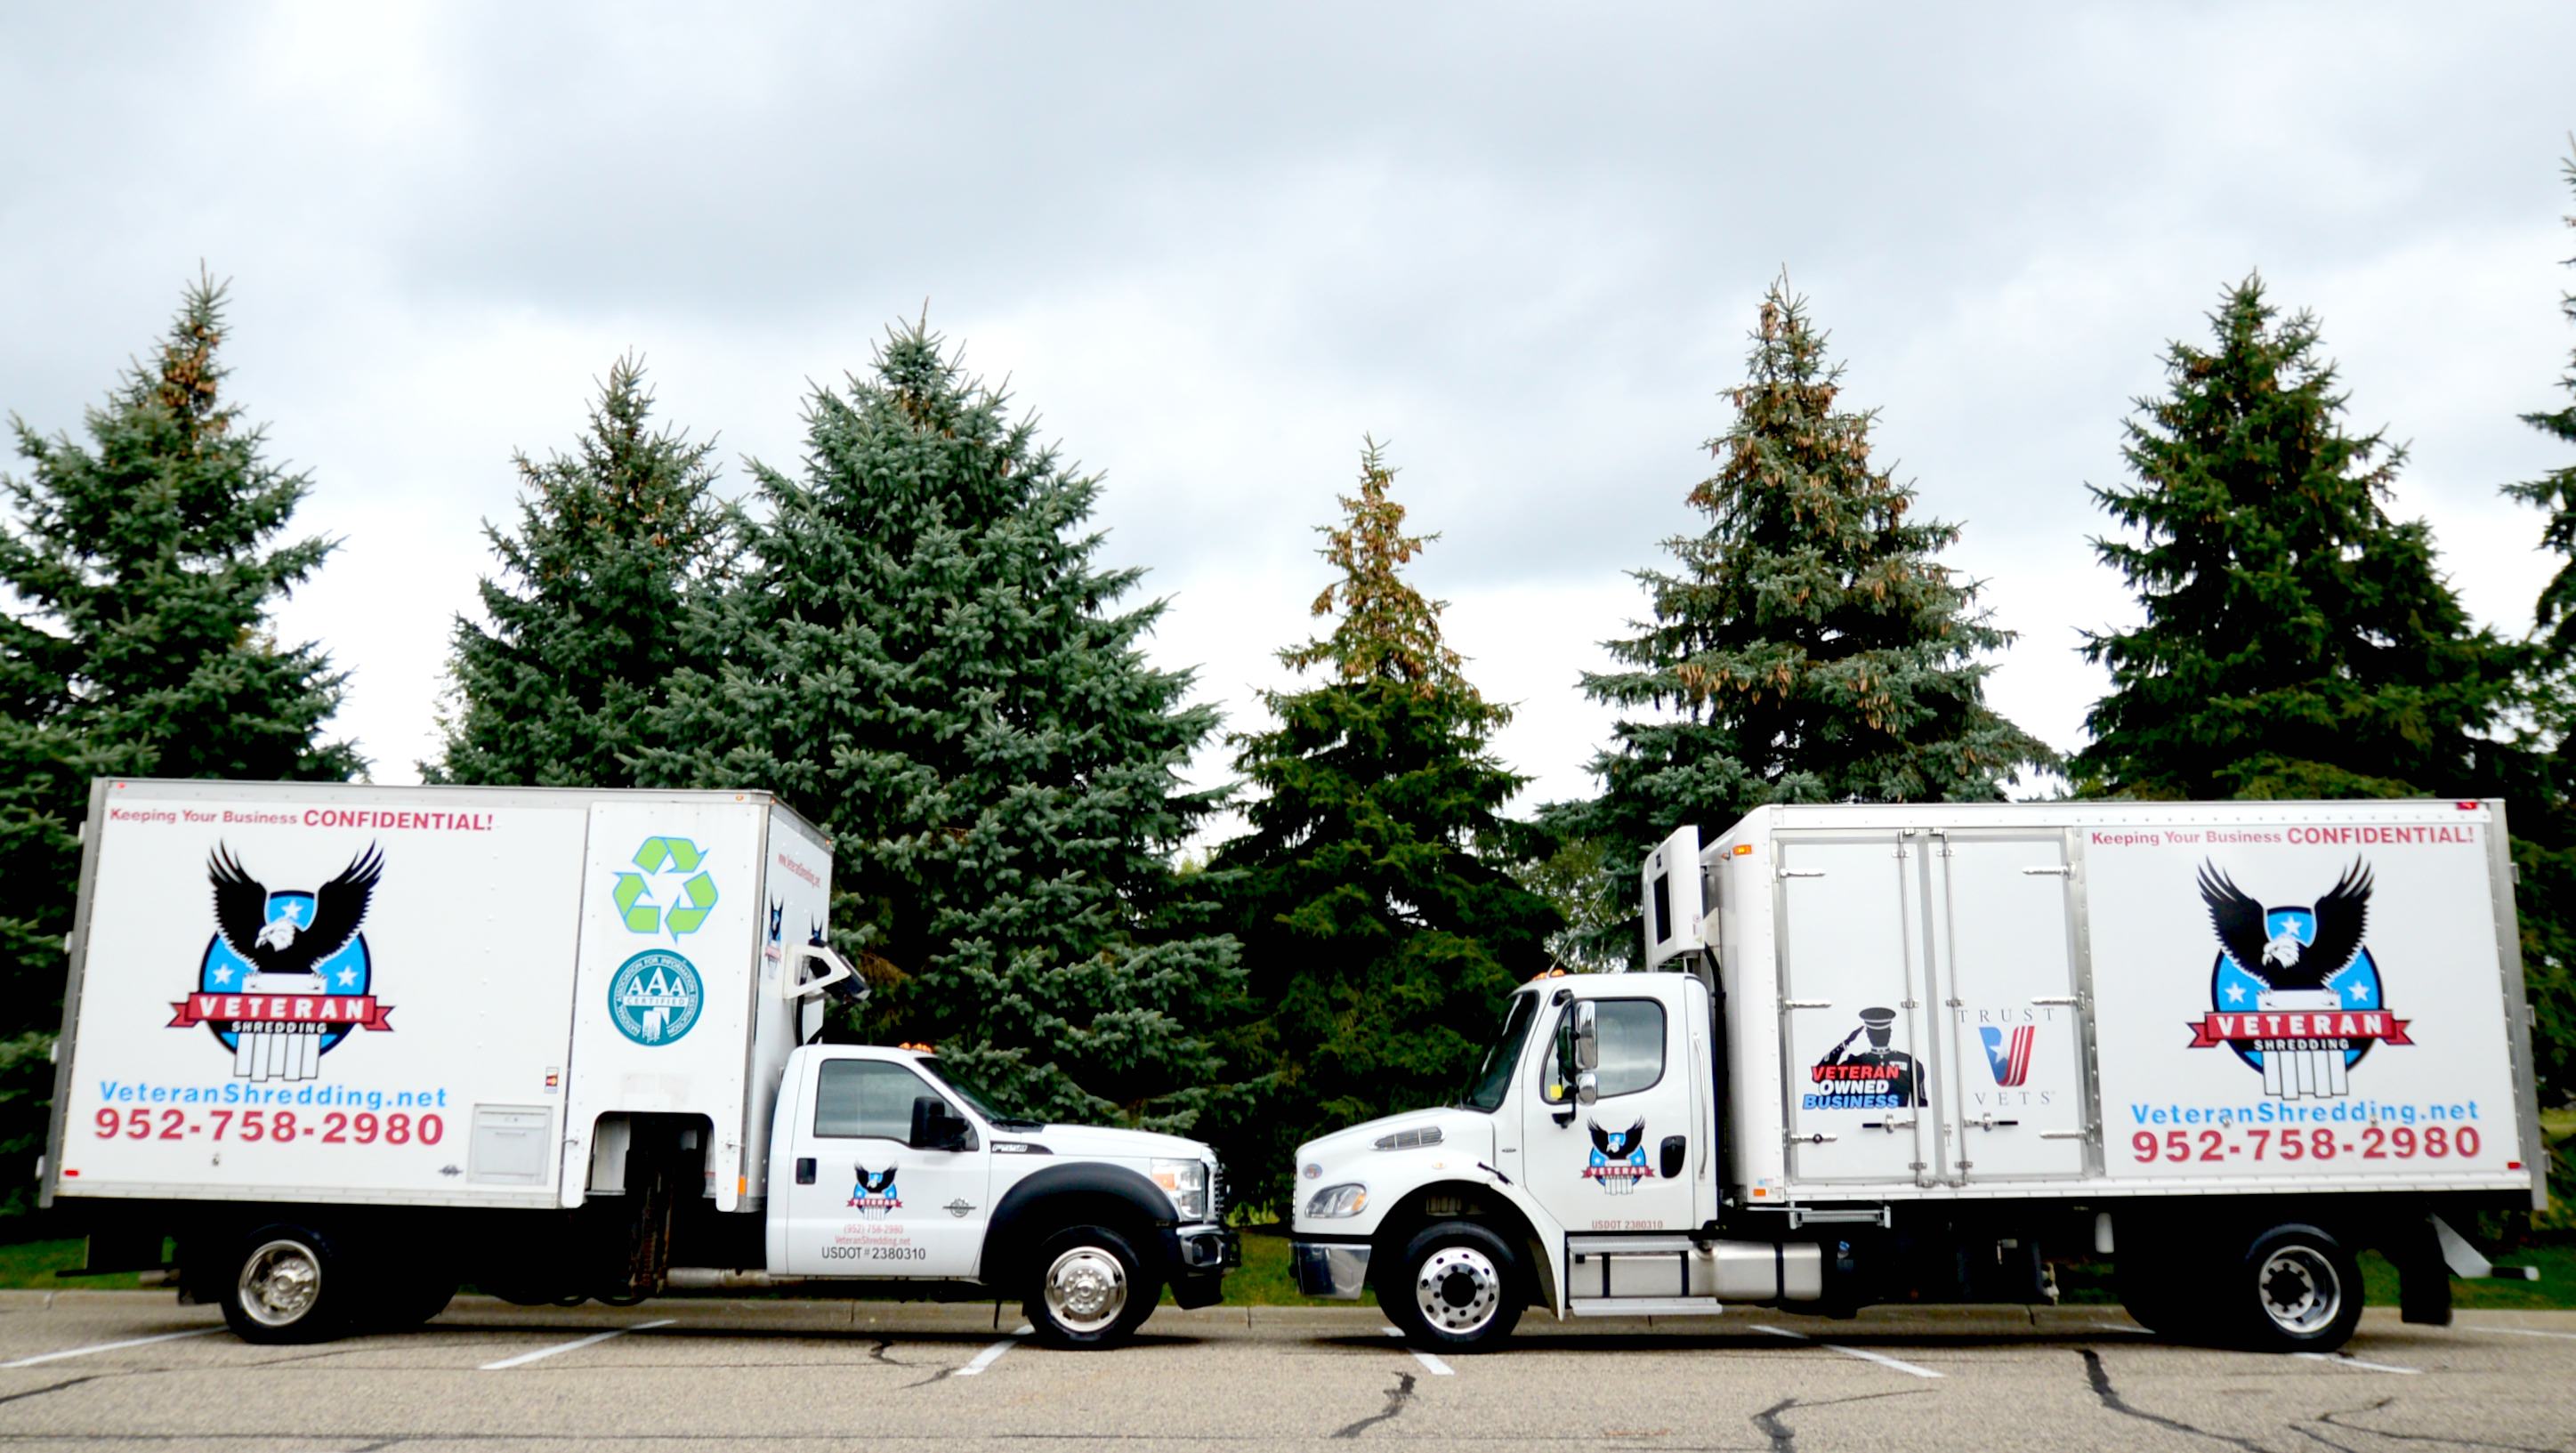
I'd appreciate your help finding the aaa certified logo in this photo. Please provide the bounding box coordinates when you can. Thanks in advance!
[608,948,703,1045]
[169,843,394,1082]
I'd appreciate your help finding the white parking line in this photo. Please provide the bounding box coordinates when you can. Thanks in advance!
[0,1328,220,1368]
[1752,1323,1942,1378]
[1381,1325,1455,1376]
[954,1324,1032,1376]
[2474,1326,2576,1342]
[2089,1322,2152,1335]
[2295,1352,2420,1375]
[478,1319,673,1370]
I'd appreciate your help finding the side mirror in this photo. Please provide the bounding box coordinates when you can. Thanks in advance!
[908,1094,971,1151]
[1577,1070,1599,1106]
[1572,1001,1599,1072]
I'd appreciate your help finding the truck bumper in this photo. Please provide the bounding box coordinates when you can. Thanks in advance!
[1167,1225,1240,1310]
[1290,1239,1370,1299]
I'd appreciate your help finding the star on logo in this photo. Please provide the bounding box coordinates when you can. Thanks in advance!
[336,966,359,987]
[210,965,234,985]
[2344,980,2372,1005]
[2224,982,2246,1004]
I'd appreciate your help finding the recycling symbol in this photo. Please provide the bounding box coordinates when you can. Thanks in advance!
[614,836,718,940]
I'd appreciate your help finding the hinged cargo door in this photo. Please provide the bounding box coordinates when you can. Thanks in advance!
[1926,833,2090,1181]
[1776,836,1933,1184]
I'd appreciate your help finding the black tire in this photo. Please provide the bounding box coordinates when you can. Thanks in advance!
[2219,1223,2364,1352]
[1382,1220,1524,1353]
[1023,1223,1160,1349]
[218,1223,353,1344]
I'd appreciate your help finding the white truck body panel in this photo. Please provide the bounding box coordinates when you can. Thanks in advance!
[45,779,828,1213]
[1695,799,2543,1209]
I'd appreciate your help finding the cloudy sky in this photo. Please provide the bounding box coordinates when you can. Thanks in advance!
[5,4,2572,834]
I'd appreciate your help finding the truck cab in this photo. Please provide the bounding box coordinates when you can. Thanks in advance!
[760,1043,1234,1342]
[1288,971,1788,1347]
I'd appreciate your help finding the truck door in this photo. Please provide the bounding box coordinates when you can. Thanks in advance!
[1776,835,1934,1183]
[779,1055,991,1277]
[1926,831,2089,1180]
[1521,985,1701,1233]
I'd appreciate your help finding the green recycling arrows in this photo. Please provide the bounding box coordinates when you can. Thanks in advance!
[612,835,719,940]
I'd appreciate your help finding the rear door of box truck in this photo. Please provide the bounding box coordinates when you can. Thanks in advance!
[47,779,592,1209]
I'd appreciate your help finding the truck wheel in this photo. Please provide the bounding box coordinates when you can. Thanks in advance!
[2224,1223,2363,1352]
[1384,1221,1522,1353]
[221,1224,350,1344]
[1024,1224,1159,1349]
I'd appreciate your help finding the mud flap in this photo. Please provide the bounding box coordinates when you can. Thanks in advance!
[2392,1216,2452,1327]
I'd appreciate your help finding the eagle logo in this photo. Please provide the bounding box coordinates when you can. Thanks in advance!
[1583,1118,1651,1194]
[849,1164,901,1215]
[2190,858,2410,1099]
[168,843,392,1081]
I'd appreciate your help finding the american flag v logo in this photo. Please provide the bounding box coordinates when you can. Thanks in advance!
[1980,1025,2034,1087]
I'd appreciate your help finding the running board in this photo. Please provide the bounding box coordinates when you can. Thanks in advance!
[1569,1297,1725,1317]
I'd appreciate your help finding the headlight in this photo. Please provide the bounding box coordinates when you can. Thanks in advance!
[1150,1158,1210,1221]
[1305,1182,1369,1219]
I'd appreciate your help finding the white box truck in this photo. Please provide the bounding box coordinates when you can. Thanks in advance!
[1290,800,2548,1352]
[43,779,1235,1344]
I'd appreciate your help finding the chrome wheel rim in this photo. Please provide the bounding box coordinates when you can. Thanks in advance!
[1414,1245,1501,1336]
[238,1239,322,1328]
[1043,1247,1129,1335]
[2257,1246,2341,1336]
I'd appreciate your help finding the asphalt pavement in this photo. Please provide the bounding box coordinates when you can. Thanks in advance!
[0,1291,2568,1450]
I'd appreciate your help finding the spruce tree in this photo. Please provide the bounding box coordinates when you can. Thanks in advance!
[1210,440,1558,1200]
[636,321,1243,1133]
[0,276,358,1207]
[2508,145,2576,668]
[2500,150,2576,1105]
[430,355,731,787]
[2071,277,2517,800]
[1550,278,2051,964]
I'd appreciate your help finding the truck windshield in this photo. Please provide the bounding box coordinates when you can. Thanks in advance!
[915,1057,1045,1131]
[1459,992,1538,1112]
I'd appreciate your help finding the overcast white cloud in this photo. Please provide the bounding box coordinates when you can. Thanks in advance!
[4,2,2571,831]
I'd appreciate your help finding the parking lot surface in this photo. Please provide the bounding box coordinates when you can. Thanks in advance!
[0,1292,2568,1451]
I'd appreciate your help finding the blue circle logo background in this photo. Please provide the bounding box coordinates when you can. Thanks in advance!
[609,948,703,1045]
[197,891,371,1056]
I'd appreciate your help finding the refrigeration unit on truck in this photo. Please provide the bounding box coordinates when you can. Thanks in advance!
[43,779,1234,1345]
[1292,800,2548,1352]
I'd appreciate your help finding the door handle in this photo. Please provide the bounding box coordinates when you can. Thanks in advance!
[2021,866,2071,876]
[1778,869,1826,880]
[795,1157,816,1185]
[2031,996,2080,1006]
[1659,1135,1686,1179]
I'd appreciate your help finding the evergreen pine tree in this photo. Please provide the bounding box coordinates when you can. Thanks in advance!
[636,321,1243,1132]
[2071,277,2518,800]
[2499,149,2576,1105]
[1550,278,2050,964]
[429,355,731,787]
[0,275,358,1207]
[1209,440,1558,1200]
[2507,145,2576,668]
